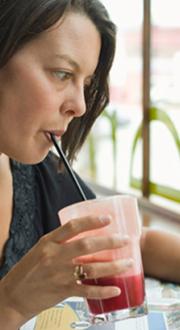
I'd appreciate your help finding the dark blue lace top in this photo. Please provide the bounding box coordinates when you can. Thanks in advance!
[0,160,39,278]
[0,153,95,279]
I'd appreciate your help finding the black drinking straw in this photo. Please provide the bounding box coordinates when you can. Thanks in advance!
[50,133,87,201]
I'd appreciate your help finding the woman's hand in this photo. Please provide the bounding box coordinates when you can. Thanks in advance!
[0,215,132,327]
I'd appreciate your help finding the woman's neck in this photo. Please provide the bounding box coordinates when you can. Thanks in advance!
[0,154,11,179]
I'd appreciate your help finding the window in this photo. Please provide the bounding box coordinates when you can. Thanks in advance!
[74,0,180,215]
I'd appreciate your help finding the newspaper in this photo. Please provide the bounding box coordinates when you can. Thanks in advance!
[145,278,180,329]
[20,300,149,330]
[20,278,180,330]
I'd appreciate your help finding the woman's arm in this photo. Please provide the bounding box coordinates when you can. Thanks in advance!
[0,298,23,330]
[141,228,180,283]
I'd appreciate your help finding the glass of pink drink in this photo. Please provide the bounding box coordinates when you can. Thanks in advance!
[59,195,148,325]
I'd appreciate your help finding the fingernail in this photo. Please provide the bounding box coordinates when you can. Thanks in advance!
[99,215,112,224]
[112,234,129,243]
[112,287,121,296]
[123,258,134,267]
[122,235,130,245]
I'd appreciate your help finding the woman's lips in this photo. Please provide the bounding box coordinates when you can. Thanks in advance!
[45,130,65,142]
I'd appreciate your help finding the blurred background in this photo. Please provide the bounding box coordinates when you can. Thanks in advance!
[74,0,180,220]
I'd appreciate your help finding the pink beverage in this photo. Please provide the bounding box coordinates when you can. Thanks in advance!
[59,195,148,324]
[84,273,145,314]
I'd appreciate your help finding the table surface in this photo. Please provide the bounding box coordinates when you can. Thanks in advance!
[21,278,180,330]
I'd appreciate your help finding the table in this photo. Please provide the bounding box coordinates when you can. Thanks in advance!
[21,278,180,330]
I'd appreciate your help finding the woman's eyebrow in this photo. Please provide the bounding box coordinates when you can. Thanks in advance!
[54,54,79,70]
[54,54,95,79]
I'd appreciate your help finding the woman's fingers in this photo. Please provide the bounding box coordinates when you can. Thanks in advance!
[75,283,121,300]
[42,216,130,262]
[21,216,132,308]
[72,258,133,299]
[36,234,130,279]
[48,215,111,243]
[72,258,134,280]
[64,234,130,260]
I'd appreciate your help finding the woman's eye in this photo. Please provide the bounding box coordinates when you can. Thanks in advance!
[84,76,94,88]
[53,71,71,81]
[84,80,91,88]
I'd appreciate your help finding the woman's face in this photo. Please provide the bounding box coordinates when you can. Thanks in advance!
[0,11,101,164]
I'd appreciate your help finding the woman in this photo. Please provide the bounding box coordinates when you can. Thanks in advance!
[0,1,134,328]
[0,0,180,328]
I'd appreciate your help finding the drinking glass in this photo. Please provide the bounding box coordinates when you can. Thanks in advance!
[59,195,148,325]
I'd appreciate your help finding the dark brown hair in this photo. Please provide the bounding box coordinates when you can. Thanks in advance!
[0,0,116,162]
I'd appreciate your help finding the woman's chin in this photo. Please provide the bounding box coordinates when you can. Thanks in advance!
[12,149,50,165]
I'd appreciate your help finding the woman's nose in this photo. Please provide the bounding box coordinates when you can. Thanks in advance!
[74,83,86,117]
[62,83,86,118]
[74,85,87,117]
